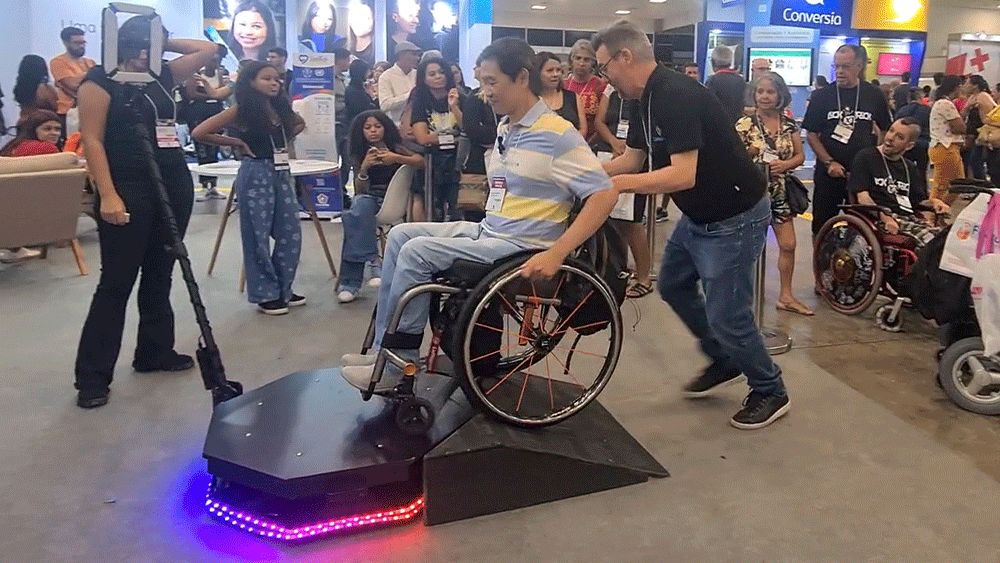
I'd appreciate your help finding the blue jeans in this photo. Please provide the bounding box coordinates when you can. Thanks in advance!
[338,192,384,292]
[374,221,531,350]
[657,196,786,396]
[236,158,301,304]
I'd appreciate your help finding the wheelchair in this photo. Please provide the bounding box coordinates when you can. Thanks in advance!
[813,199,947,332]
[356,226,627,435]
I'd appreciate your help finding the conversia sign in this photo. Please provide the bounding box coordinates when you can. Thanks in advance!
[770,0,854,30]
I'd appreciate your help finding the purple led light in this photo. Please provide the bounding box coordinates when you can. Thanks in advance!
[204,484,424,542]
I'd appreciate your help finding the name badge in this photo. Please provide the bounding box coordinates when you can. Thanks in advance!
[486,176,507,212]
[832,122,854,144]
[273,150,290,171]
[155,120,180,149]
[616,120,629,139]
[762,150,779,164]
[438,133,456,150]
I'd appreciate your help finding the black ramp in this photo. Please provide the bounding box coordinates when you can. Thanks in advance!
[422,397,668,525]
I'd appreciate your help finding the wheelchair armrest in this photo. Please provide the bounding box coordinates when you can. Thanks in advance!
[839,203,892,220]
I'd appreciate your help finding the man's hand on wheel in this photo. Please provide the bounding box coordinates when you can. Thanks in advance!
[520,249,566,280]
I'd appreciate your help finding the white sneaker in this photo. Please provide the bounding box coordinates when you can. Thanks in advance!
[0,247,41,263]
[337,290,357,303]
[342,353,376,366]
[368,277,382,288]
[341,364,402,393]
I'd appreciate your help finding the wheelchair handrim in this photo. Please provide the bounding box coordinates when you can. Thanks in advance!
[461,263,622,426]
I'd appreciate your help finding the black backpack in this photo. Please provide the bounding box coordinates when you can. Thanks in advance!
[903,225,973,325]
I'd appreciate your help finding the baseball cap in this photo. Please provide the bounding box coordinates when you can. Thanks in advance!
[395,41,421,55]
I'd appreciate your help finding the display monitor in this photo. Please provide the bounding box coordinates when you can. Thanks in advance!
[877,53,912,76]
[747,47,813,87]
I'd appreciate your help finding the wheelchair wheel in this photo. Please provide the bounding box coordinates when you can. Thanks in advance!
[814,214,884,315]
[395,397,436,435]
[452,255,622,427]
[938,338,1000,415]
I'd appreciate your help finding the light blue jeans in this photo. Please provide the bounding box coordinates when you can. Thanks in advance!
[338,192,383,293]
[236,158,301,304]
[374,221,531,350]
[657,196,786,396]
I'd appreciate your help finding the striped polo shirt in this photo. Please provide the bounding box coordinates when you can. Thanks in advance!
[481,99,612,247]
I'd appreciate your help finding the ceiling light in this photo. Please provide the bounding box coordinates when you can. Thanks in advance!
[616,9,632,14]
[531,4,546,9]
[649,0,667,3]
[711,28,722,34]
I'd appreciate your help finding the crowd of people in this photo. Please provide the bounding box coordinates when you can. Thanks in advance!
[4,16,981,432]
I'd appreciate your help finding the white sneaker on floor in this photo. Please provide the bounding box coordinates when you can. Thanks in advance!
[342,353,376,366]
[337,290,357,303]
[368,277,382,288]
[341,364,402,393]
[0,247,41,263]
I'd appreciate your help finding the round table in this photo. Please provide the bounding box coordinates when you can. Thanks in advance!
[190,159,338,178]
[198,159,340,284]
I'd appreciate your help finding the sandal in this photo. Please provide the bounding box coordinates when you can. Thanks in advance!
[776,300,814,316]
[626,280,654,299]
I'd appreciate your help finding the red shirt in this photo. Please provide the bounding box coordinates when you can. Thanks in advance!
[10,140,60,157]
[564,74,605,138]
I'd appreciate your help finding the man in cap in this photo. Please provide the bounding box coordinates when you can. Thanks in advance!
[378,41,421,125]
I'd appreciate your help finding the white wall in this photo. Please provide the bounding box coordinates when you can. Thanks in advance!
[0,1,31,130]
[925,4,1000,63]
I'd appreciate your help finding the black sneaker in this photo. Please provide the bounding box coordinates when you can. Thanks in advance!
[730,392,790,430]
[257,299,289,315]
[655,208,669,223]
[133,353,194,373]
[77,388,110,409]
[683,361,746,398]
[288,293,307,307]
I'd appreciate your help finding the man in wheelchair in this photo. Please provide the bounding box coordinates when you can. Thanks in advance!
[848,117,950,249]
[340,37,620,392]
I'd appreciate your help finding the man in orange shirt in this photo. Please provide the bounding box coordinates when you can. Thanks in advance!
[49,27,96,139]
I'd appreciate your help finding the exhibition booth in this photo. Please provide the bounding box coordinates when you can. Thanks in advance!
[695,0,928,115]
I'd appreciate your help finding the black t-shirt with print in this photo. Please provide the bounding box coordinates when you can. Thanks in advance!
[626,65,766,225]
[848,147,927,216]
[802,81,892,171]
[411,91,463,152]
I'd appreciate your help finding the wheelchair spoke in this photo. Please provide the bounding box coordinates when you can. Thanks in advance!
[550,289,595,337]
[551,320,612,338]
[495,292,525,324]
[471,343,521,363]
[544,348,584,387]
[475,322,528,341]
[551,344,607,360]
[485,353,536,396]
[545,355,554,411]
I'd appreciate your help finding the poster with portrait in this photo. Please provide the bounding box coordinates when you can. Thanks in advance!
[386,0,459,63]
[295,0,374,64]
[203,0,286,64]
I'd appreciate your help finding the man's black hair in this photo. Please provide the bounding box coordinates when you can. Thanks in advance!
[268,47,288,58]
[61,27,84,43]
[476,37,542,96]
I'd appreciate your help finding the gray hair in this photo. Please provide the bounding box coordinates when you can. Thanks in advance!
[591,19,654,63]
[421,49,442,63]
[711,45,734,70]
[745,71,792,110]
[569,39,596,62]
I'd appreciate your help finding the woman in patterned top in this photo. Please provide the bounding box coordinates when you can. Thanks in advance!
[735,71,811,316]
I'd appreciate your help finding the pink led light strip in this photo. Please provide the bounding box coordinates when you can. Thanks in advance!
[205,488,424,541]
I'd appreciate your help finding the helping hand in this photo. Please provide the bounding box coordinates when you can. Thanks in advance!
[826,161,847,178]
[520,249,566,280]
[448,88,460,108]
[100,194,130,226]
[611,138,627,158]
[931,199,951,215]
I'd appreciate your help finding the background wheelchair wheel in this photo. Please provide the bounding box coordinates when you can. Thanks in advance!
[452,255,622,427]
[874,304,903,332]
[813,214,883,315]
[938,338,1000,415]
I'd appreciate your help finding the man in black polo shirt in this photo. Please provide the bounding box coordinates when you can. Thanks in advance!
[594,20,789,430]
[803,44,892,237]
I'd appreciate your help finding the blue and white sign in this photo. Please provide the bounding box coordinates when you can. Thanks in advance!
[770,0,853,30]
[721,0,743,6]
[291,53,342,218]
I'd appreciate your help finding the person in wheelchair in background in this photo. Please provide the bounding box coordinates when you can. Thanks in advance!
[848,117,950,250]
[339,36,619,392]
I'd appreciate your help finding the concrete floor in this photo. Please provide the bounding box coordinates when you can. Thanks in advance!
[2,195,999,563]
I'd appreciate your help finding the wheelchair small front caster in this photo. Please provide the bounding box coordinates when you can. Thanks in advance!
[395,397,435,435]
[875,304,903,333]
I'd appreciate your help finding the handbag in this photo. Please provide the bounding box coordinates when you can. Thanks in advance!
[940,192,992,277]
[976,103,1000,148]
[784,174,810,216]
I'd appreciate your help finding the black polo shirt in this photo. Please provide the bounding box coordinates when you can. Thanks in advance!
[802,81,892,170]
[626,65,766,225]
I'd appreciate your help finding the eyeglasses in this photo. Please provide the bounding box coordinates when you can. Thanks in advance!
[597,50,621,78]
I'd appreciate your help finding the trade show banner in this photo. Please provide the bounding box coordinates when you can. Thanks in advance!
[203,0,287,63]
[851,0,926,32]
[292,53,342,218]
[948,40,1000,87]
[769,0,854,30]
[387,0,459,62]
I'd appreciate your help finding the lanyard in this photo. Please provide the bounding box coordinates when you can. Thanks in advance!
[140,79,178,123]
[754,112,781,151]
[618,95,625,122]
[835,83,860,116]
[638,92,653,172]
[880,148,910,189]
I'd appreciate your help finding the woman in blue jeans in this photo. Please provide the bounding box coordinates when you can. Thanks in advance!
[337,110,423,303]
[194,61,306,315]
